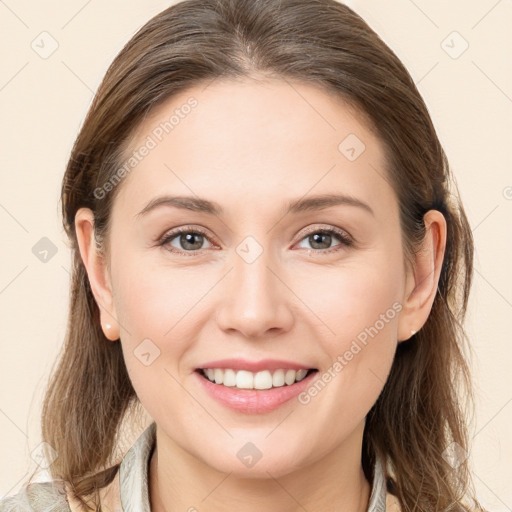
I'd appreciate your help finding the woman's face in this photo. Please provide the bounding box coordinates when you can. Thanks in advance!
[86,77,418,477]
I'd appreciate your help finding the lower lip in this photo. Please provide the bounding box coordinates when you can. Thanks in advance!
[194,370,318,414]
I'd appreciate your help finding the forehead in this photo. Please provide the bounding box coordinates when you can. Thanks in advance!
[113,77,395,219]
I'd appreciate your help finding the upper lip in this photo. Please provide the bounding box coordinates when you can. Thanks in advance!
[196,358,317,373]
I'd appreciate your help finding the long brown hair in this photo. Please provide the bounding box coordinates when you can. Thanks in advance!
[34,0,485,510]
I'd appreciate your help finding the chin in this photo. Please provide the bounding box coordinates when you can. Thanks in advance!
[198,440,306,478]
[213,457,302,479]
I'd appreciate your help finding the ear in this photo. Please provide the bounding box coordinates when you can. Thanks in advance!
[397,209,447,343]
[75,207,120,341]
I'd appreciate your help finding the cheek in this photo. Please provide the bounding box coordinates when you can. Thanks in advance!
[113,274,193,415]
[294,258,402,400]
[112,236,403,405]
[297,258,402,343]
[111,255,218,402]
[114,246,403,358]
[113,247,206,339]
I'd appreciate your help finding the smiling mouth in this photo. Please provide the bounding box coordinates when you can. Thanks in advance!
[195,368,318,390]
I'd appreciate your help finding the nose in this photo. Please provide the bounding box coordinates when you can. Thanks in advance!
[215,249,294,339]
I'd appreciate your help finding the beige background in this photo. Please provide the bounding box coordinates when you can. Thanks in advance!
[1,0,511,509]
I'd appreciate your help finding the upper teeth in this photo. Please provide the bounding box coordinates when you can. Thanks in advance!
[202,368,309,389]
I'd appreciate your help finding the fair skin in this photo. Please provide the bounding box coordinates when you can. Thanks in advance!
[75,77,446,512]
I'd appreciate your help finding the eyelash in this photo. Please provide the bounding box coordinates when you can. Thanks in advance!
[157,225,354,257]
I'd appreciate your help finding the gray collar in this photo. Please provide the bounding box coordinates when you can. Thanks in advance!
[119,421,388,511]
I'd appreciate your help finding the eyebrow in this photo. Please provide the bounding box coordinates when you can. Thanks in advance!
[135,193,375,219]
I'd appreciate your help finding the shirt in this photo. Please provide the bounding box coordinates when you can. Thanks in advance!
[0,421,401,511]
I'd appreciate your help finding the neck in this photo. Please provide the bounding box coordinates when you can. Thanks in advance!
[149,422,371,512]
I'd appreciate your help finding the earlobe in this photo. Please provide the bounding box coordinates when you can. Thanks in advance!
[397,210,447,343]
[75,207,120,341]
[103,322,118,341]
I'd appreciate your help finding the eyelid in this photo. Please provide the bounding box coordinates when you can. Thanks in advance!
[158,225,218,254]
[297,224,353,243]
[158,223,354,256]
[293,224,354,254]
